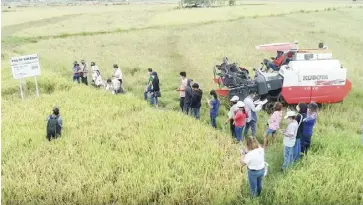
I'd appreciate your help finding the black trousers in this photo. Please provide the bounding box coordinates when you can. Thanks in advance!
[180,97,185,112]
[230,119,236,137]
[81,76,88,85]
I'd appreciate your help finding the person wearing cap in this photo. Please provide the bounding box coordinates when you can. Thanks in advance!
[112,64,124,93]
[46,107,63,141]
[244,91,263,137]
[233,101,248,142]
[144,68,153,101]
[300,102,318,155]
[183,79,193,115]
[225,95,239,138]
[72,61,81,84]
[80,60,88,85]
[281,110,299,170]
[150,72,160,107]
[190,83,203,120]
[176,72,187,112]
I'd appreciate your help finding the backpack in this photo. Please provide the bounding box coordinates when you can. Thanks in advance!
[47,115,59,136]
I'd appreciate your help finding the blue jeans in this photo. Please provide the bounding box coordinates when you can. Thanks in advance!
[293,138,301,161]
[191,108,200,120]
[150,93,158,106]
[73,75,80,83]
[210,115,217,128]
[247,168,265,198]
[144,86,152,100]
[235,126,244,142]
[282,146,294,169]
[244,120,257,137]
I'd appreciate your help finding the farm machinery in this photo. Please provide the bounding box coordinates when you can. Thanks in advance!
[213,42,352,112]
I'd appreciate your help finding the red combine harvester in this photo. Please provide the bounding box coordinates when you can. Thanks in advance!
[213,42,352,112]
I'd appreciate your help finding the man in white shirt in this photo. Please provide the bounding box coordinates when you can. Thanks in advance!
[281,111,299,171]
[113,64,124,92]
[243,91,263,137]
[105,78,121,94]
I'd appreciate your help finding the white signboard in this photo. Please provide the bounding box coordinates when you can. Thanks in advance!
[10,54,41,80]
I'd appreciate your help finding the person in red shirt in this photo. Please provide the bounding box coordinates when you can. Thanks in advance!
[233,101,248,142]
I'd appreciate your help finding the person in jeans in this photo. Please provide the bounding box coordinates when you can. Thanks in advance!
[207,90,220,128]
[72,61,81,83]
[281,111,299,171]
[190,83,203,120]
[150,72,160,107]
[294,102,308,161]
[233,101,248,142]
[144,68,153,100]
[244,91,263,137]
[240,136,266,198]
[176,72,187,112]
[263,102,283,148]
[301,102,318,155]
[225,96,239,138]
[183,79,193,115]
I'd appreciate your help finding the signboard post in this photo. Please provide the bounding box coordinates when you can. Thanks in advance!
[10,54,41,99]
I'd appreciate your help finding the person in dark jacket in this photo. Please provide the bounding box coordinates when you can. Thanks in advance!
[183,79,193,115]
[293,102,307,161]
[150,72,160,107]
[190,83,203,120]
[46,107,63,141]
[72,61,81,83]
[301,102,318,155]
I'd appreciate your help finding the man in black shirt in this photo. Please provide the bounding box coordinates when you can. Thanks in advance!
[190,83,203,120]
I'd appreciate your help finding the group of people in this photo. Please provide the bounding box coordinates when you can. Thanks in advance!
[72,60,124,94]
[237,99,318,198]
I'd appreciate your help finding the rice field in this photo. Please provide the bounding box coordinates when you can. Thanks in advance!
[2,1,363,204]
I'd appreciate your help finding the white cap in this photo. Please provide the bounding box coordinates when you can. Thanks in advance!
[284,111,297,119]
[236,101,245,108]
[230,95,239,102]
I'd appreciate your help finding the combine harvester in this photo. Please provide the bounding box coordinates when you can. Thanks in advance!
[213,42,352,112]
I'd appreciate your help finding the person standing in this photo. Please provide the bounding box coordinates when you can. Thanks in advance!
[240,137,266,198]
[263,102,283,148]
[183,79,193,115]
[46,107,63,141]
[300,102,318,155]
[244,91,263,137]
[233,101,248,142]
[281,111,299,171]
[190,83,203,120]
[225,96,239,138]
[91,62,103,88]
[72,61,81,84]
[294,102,308,161]
[144,68,153,101]
[113,64,124,93]
[80,60,88,85]
[207,90,220,128]
[177,72,187,112]
[150,72,160,107]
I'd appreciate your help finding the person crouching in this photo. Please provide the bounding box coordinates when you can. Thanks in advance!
[105,77,121,95]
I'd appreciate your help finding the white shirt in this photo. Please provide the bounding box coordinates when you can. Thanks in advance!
[228,104,239,119]
[243,147,265,170]
[244,96,256,122]
[114,68,122,80]
[283,121,298,147]
[105,79,121,94]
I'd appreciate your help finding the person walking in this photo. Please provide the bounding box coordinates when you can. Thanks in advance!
[113,64,124,93]
[150,72,160,107]
[233,101,248,142]
[46,107,63,141]
[225,96,239,138]
[263,102,283,148]
[144,68,153,101]
[281,111,299,171]
[183,79,193,115]
[72,61,81,84]
[244,91,263,137]
[91,62,103,88]
[240,136,266,198]
[190,83,203,120]
[80,60,88,85]
[300,102,318,155]
[207,90,220,128]
[294,102,308,161]
[177,72,188,112]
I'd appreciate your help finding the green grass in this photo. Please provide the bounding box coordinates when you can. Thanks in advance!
[2,2,363,205]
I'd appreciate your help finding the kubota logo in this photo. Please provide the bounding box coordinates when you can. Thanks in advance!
[303,75,328,81]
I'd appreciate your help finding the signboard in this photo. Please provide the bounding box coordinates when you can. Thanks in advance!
[10,54,41,80]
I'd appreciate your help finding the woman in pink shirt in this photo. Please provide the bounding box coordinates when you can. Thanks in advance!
[233,101,248,142]
[263,102,283,148]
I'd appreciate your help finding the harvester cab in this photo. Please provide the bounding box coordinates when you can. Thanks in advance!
[213,42,352,113]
